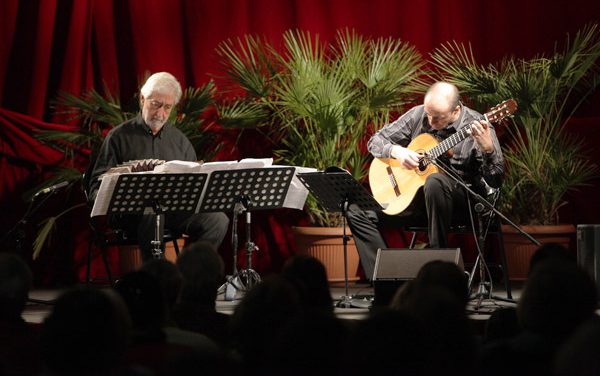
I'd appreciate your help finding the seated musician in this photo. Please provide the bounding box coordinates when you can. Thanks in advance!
[347,82,504,279]
[87,72,229,262]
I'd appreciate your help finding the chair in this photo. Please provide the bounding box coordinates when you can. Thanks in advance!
[85,218,182,284]
[405,187,512,299]
[82,165,182,284]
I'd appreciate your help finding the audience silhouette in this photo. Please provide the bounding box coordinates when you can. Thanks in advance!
[11,240,600,375]
[554,316,600,376]
[388,260,479,374]
[480,252,597,376]
[171,241,231,347]
[40,286,131,375]
[281,254,334,315]
[227,275,301,374]
[138,260,219,352]
[0,253,42,376]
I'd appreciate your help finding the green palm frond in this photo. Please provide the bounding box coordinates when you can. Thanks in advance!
[178,83,215,118]
[53,88,132,127]
[281,30,327,85]
[175,83,219,159]
[433,24,600,224]
[217,99,271,128]
[216,35,280,97]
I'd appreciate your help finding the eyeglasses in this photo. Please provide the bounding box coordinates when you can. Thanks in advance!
[147,99,174,112]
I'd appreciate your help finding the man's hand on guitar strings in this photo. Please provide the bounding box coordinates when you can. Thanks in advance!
[467,119,494,153]
[391,145,421,170]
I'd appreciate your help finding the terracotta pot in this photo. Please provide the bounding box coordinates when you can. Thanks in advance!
[292,226,361,283]
[501,224,576,281]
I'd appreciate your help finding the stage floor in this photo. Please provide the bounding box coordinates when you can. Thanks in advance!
[22,280,523,325]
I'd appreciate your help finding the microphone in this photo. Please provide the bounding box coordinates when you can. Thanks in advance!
[33,181,69,197]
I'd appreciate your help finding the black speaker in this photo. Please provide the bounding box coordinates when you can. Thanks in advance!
[577,224,600,295]
[372,248,464,307]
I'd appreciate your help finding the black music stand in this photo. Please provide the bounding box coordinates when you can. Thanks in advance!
[297,167,382,308]
[199,167,296,296]
[106,173,207,258]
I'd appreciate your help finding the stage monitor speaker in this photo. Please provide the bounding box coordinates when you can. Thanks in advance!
[372,248,464,307]
[577,224,600,296]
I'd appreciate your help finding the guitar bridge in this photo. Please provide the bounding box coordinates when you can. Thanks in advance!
[386,166,401,197]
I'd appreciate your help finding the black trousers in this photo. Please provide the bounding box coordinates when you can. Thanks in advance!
[346,173,469,280]
[110,211,230,262]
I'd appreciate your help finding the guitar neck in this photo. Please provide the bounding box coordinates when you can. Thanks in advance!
[427,124,472,160]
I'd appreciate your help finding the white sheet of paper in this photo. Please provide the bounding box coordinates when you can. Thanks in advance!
[153,160,202,173]
[90,174,119,217]
[281,166,318,210]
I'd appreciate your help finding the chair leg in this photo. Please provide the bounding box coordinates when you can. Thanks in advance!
[86,235,113,284]
[173,238,180,257]
[99,246,113,284]
[409,232,418,249]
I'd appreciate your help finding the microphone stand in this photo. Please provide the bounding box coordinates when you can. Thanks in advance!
[1,190,62,306]
[427,157,539,306]
[1,190,58,254]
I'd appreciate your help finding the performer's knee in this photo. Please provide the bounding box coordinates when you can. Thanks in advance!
[424,173,444,197]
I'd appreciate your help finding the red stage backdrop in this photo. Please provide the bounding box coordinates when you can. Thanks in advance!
[1,0,600,285]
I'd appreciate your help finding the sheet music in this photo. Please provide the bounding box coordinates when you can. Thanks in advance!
[238,158,273,168]
[196,160,238,174]
[153,160,203,173]
[281,166,318,210]
[90,173,120,217]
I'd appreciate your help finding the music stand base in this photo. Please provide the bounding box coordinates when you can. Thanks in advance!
[218,268,262,300]
[469,281,516,312]
[336,294,373,309]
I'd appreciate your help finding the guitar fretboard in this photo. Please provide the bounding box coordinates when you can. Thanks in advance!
[426,123,474,160]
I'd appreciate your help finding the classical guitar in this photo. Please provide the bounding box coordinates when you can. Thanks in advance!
[369,99,517,215]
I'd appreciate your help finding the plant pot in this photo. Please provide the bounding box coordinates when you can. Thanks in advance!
[501,224,576,281]
[292,226,361,283]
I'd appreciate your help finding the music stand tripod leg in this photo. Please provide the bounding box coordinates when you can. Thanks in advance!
[218,200,244,300]
[336,200,353,308]
[218,198,261,299]
[238,210,261,290]
[150,202,165,259]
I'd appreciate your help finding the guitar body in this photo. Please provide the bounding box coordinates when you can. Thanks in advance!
[369,133,440,215]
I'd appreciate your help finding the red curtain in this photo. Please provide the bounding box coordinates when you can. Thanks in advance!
[1,0,600,285]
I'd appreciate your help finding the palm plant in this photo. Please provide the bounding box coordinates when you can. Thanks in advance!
[429,23,600,225]
[32,80,220,258]
[217,29,426,226]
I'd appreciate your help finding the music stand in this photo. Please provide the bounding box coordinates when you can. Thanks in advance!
[106,173,207,258]
[199,167,296,295]
[297,167,382,308]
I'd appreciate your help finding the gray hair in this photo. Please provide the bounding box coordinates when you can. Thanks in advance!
[140,72,183,104]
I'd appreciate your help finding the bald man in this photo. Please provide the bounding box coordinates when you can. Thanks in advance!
[348,82,504,279]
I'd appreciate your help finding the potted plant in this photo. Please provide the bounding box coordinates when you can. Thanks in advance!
[428,24,600,279]
[216,29,426,280]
